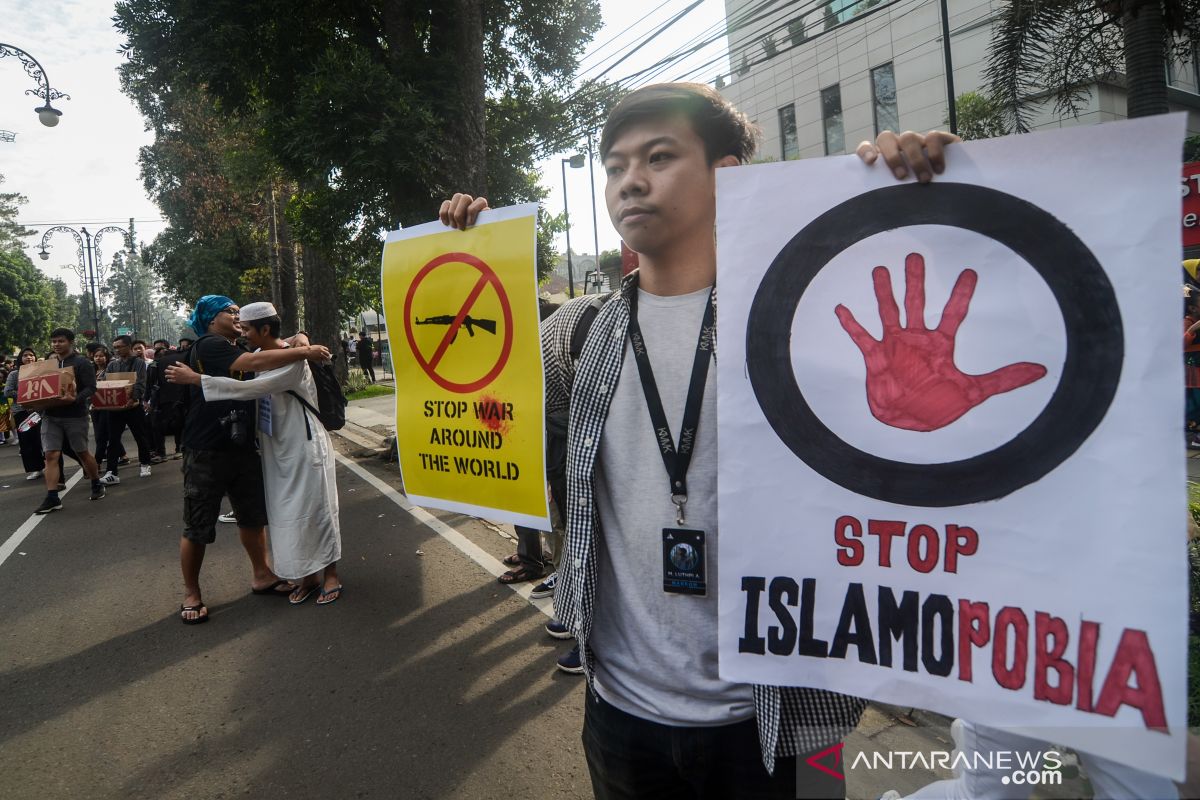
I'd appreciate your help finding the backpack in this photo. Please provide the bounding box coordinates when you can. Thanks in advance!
[545,292,612,480]
[287,360,347,432]
[154,349,192,435]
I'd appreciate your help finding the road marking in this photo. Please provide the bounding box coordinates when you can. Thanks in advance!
[0,468,84,570]
[334,453,554,618]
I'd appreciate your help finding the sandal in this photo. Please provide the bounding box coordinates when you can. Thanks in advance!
[180,604,209,625]
[251,579,293,596]
[498,566,543,585]
[289,583,321,605]
[502,553,521,567]
[316,585,342,605]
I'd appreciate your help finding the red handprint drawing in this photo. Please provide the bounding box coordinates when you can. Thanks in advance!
[834,252,1047,432]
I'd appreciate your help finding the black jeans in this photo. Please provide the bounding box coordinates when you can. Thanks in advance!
[105,408,151,473]
[583,691,845,800]
[358,355,376,382]
[13,410,44,473]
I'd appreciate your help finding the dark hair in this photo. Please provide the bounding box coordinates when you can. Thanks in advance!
[50,327,75,342]
[245,315,281,339]
[599,83,759,165]
[179,338,193,345]
[18,347,37,362]
[85,341,102,354]
[132,339,147,348]
[93,347,111,365]
[113,334,133,347]
[153,339,169,348]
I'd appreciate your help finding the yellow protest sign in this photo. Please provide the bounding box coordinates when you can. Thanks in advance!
[380,203,549,528]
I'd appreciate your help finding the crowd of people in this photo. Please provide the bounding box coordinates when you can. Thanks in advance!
[0,334,194,507]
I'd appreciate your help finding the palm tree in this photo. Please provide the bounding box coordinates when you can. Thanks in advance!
[986,0,1199,131]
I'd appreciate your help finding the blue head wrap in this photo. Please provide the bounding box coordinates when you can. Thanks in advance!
[189,295,236,337]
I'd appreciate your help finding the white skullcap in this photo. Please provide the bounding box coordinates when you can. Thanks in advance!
[239,302,279,322]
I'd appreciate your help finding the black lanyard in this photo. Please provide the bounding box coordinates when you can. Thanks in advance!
[626,287,715,526]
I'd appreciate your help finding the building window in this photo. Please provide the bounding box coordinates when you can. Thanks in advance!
[779,104,799,160]
[822,84,844,155]
[871,62,900,134]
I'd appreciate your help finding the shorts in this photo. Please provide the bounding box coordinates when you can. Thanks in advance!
[182,448,269,543]
[41,414,89,454]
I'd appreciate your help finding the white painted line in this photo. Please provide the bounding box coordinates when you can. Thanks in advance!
[0,468,85,570]
[334,453,554,618]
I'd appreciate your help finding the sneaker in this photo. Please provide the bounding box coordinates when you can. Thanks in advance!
[531,572,558,600]
[99,471,121,485]
[34,496,63,514]
[57,482,66,491]
[218,512,237,524]
[25,471,43,481]
[149,455,165,465]
[556,644,584,674]
[90,484,106,501]
[117,457,130,466]
[545,619,573,640]
[139,465,152,478]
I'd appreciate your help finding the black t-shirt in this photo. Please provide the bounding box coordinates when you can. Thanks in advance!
[182,335,257,451]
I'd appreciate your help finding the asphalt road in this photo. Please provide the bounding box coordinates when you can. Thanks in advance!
[0,423,1011,800]
[0,429,592,800]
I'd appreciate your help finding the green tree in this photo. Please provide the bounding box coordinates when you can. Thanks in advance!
[986,0,1200,131]
[115,0,612,368]
[0,176,58,352]
[949,92,1010,140]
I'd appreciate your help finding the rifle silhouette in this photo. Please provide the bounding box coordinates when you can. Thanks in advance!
[415,314,498,342]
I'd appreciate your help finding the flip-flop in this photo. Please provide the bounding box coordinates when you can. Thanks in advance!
[251,579,293,596]
[180,604,209,625]
[498,567,543,585]
[316,585,343,606]
[289,583,321,605]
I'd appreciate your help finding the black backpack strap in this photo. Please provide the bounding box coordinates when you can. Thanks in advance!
[568,292,613,363]
[286,389,317,440]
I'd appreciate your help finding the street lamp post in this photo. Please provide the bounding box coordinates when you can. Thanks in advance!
[586,134,602,290]
[38,224,132,342]
[0,43,69,127]
[561,153,586,298]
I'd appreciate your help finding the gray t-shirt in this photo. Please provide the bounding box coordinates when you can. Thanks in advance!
[591,285,755,726]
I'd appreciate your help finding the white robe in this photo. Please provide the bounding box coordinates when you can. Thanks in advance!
[201,360,341,579]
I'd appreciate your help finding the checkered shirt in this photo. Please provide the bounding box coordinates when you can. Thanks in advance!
[545,272,867,773]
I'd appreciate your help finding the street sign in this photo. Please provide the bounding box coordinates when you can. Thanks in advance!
[116,327,132,335]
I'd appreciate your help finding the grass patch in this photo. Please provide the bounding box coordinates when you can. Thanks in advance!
[346,383,395,402]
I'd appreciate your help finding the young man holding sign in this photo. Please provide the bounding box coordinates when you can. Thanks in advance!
[441,83,955,798]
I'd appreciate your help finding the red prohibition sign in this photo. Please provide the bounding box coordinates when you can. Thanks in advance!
[403,251,515,393]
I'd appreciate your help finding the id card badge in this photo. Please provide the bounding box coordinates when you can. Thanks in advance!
[662,528,707,596]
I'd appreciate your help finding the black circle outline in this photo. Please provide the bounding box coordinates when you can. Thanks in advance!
[746,183,1123,507]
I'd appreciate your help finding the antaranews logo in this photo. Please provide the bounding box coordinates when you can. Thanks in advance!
[848,747,1065,788]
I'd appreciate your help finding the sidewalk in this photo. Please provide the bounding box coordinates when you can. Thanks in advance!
[334,392,1094,799]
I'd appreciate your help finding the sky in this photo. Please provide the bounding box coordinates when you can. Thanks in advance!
[1,0,732,295]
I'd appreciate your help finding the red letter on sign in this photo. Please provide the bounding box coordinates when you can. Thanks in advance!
[1033,612,1074,705]
[1095,629,1167,730]
[957,600,990,682]
[945,525,978,573]
[867,520,905,567]
[992,607,1029,691]
[835,516,863,567]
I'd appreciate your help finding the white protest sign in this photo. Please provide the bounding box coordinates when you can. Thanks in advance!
[716,115,1188,780]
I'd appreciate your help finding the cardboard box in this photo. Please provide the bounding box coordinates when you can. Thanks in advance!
[92,372,137,411]
[17,360,77,410]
